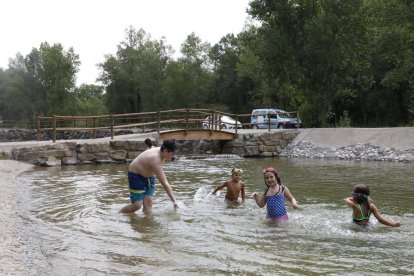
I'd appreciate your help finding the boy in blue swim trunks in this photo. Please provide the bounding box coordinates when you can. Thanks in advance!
[120,140,179,214]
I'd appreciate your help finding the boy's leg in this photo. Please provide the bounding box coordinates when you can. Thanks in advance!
[142,196,153,215]
[120,200,143,213]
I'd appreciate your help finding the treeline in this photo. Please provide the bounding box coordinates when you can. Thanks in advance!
[0,0,413,127]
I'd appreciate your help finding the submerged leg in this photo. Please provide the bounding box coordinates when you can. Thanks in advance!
[120,201,143,213]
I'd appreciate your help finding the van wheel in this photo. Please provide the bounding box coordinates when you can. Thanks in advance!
[252,125,258,129]
[221,125,227,129]
[203,124,209,129]
[278,124,284,129]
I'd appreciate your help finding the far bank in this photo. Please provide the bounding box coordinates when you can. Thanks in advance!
[0,128,413,165]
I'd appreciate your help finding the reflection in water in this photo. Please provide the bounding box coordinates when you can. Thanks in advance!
[10,158,414,275]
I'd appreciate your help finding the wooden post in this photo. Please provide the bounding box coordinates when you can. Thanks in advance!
[185,108,189,135]
[268,113,271,132]
[157,111,161,134]
[36,116,40,141]
[52,115,56,143]
[93,117,96,139]
[235,115,239,135]
[210,110,214,134]
[110,114,114,139]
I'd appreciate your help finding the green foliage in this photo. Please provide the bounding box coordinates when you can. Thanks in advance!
[1,0,413,128]
[98,26,172,114]
[74,84,108,115]
[338,110,351,127]
[0,44,79,121]
[25,42,80,116]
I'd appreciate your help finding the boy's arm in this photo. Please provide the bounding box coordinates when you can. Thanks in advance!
[370,204,402,227]
[212,182,227,194]
[284,187,299,209]
[153,166,178,209]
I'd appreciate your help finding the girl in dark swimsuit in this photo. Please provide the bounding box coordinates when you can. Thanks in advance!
[344,184,402,227]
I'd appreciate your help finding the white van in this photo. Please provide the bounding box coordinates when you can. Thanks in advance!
[251,108,297,129]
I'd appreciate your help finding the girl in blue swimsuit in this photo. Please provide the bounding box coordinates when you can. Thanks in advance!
[344,184,401,227]
[253,167,300,222]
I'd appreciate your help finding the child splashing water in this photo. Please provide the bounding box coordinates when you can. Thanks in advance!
[212,168,245,203]
[344,184,401,227]
[253,167,299,222]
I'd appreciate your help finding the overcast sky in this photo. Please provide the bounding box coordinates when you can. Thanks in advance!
[0,0,251,85]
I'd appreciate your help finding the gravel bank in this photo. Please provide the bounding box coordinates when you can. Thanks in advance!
[280,128,414,162]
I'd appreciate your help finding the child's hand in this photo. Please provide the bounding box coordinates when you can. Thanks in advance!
[393,221,402,227]
[252,192,258,198]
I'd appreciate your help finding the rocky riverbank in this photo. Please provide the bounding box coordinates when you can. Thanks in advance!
[279,127,414,162]
[280,141,414,162]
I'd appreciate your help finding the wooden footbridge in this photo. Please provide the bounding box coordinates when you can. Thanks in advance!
[35,108,298,142]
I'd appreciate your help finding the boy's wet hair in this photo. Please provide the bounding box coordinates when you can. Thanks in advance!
[231,168,243,175]
[161,140,176,152]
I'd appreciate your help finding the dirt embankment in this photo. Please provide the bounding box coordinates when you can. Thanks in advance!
[291,128,414,150]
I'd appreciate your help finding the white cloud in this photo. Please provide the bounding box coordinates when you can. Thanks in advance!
[0,0,251,85]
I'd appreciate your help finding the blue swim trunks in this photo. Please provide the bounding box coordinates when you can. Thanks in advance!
[128,172,155,203]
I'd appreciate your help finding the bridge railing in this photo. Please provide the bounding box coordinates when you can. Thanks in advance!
[34,108,299,142]
[35,109,241,142]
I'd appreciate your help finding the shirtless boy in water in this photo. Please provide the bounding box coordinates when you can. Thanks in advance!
[212,168,245,202]
[120,140,178,214]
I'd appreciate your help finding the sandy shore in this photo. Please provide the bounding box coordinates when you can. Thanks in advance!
[0,160,34,273]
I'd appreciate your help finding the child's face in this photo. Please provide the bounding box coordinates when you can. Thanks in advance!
[264,172,277,186]
[232,173,241,181]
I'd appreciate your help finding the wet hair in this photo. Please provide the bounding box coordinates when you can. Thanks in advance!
[161,140,176,152]
[144,138,153,148]
[262,167,281,186]
[262,167,282,195]
[352,184,371,209]
[231,168,243,175]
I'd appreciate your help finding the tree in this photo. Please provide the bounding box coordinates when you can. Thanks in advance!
[248,0,371,127]
[0,54,38,121]
[74,84,107,115]
[99,26,172,114]
[26,42,80,116]
[178,33,213,108]
[358,0,414,126]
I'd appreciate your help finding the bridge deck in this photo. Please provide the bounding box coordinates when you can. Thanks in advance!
[159,129,237,140]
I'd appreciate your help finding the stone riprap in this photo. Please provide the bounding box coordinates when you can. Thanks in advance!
[280,141,414,162]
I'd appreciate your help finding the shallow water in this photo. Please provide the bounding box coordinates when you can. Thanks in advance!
[11,157,414,275]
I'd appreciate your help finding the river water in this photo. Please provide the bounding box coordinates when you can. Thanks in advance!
[10,157,414,275]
